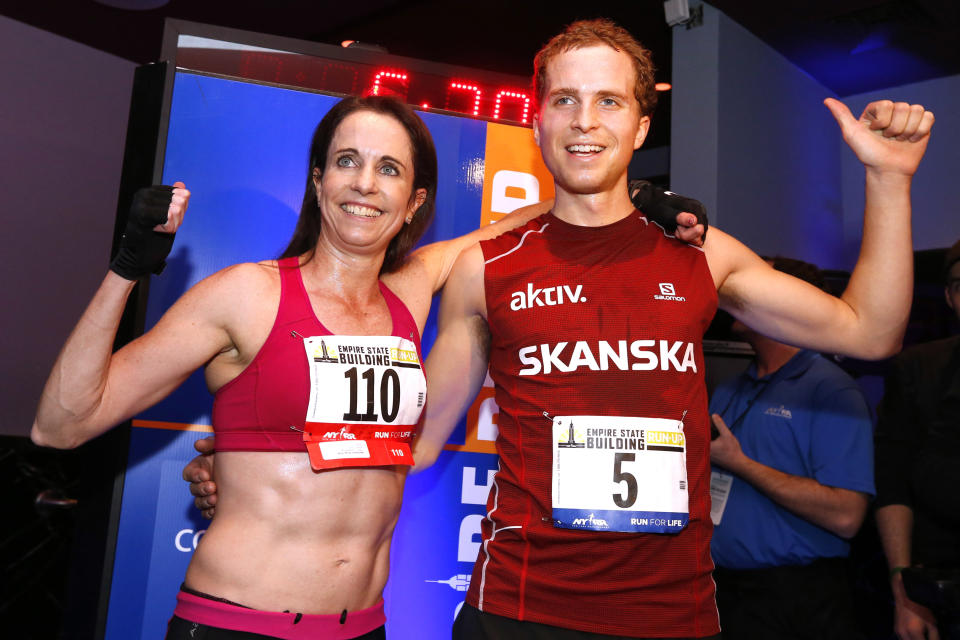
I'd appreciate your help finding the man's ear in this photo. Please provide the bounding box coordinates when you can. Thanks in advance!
[533,114,541,148]
[633,115,651,150]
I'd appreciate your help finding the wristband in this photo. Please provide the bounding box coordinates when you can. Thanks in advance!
[629,179,708,241]
[110,185,176,280]
[889,565,908,579]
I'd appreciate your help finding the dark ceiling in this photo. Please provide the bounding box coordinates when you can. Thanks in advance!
[5,0,960,109]
[3,1,673,79]
[710,0,960,95]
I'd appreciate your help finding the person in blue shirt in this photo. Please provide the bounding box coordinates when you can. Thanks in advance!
[709,256,875,640]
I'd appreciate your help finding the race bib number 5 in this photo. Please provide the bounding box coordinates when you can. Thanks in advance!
[551,415,688,533]
[302,335,426,470]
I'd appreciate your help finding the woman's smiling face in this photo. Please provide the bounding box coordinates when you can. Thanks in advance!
[314,109,426,260]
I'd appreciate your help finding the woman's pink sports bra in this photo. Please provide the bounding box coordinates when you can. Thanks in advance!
[211,257,425,452]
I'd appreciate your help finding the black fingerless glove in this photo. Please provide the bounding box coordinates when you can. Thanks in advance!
[629,179,708,240]
[109,185,176,280]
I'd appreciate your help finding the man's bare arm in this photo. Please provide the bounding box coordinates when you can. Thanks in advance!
[412,245,490,471]
[711,414,869,538]
[877,504,941,640]
[876,504,913,574]
[875,504,940,640]
[706,99,934,360]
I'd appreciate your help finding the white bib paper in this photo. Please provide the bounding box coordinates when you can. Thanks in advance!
[302,335,425,468]
[551,415,689,533]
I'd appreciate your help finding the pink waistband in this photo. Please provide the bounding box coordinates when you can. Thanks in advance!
[172,590,385,640]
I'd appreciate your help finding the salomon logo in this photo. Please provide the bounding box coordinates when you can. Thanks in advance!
[654,282,686,302]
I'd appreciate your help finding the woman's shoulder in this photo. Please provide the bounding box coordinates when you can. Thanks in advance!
[179,261,281,313]
[206,260,279,285]
[380,256,437,332]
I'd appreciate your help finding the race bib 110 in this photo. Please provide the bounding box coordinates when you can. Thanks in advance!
[302,335,426,470]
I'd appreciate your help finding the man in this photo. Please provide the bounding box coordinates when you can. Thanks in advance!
[874,239,960,640]
[709,257,874,640]
[190,18,932,640]
[413,18,931,640]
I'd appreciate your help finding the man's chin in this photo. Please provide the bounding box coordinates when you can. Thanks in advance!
[557,178,620,197]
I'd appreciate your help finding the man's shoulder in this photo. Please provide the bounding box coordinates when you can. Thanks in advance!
[796,354,868,401]
[479,213,551,263]
[805,352,857,383]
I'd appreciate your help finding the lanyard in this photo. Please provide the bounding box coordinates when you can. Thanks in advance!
[716,363,792,433]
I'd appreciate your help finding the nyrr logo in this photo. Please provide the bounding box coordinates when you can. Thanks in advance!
[322,428,357,440]
[572,513,609,528]
[510,282,586,311]
[654,282,686,302]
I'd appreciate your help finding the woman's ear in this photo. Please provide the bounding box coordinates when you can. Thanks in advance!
[312,168,322,204]
[406,188,427,223]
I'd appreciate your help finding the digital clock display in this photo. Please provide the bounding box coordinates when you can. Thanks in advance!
[171,29,534,126]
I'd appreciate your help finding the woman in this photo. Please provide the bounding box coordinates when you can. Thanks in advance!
[33,96,703,639]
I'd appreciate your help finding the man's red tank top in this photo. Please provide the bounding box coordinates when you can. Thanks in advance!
[212,257,424,452]
[470,210,720,637]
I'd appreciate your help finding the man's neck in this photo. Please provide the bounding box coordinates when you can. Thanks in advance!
[750,335,802,379]
[551,180,636,227]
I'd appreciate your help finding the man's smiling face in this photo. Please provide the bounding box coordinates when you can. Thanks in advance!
[534,45,650,198]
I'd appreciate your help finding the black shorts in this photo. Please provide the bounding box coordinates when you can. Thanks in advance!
[452,603,722,640]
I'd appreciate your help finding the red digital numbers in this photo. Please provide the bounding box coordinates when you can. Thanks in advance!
[494,90,531,124]
[448,82,483,116]
[364,68,533,124]
[371,70,409,99]
[446,82,531,123]
[198,52,533,125]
